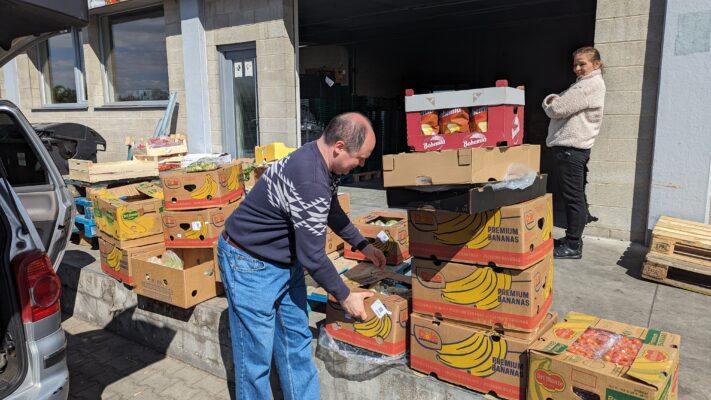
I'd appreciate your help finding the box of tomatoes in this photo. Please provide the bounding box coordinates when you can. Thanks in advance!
[528,312,680,400]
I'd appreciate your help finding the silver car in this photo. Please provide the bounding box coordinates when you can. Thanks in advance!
[0,1,87,398]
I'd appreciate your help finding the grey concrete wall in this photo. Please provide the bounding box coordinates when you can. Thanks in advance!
[203,0,298,152]
[647,0,711,230]
[0,0,187,162]
[587,0,665,242]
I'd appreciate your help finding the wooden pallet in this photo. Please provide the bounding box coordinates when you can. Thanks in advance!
[352,170,382,182]
[650,216,711,266]
[642,252,711,295]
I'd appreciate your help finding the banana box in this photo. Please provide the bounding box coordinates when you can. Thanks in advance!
[325,288,411,356]
[410,312,557,400]
[527,312,680,400]
[383,145,540,187]
[132,248,221,308]
[255,142,295,164]
[162,200,241,248]
[325,193,351,255]
[408,194,553,269]
[99,233,164,286]
[412,253,553,333]
[343,210,410,265]
[161,162,244,210]
[93,182,165,241]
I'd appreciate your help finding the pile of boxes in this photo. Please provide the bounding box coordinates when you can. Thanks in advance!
[343,209,410,265]
[128,162,245,308]
[384,83,557,399]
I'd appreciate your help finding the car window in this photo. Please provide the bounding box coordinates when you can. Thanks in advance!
[0,112,49,186]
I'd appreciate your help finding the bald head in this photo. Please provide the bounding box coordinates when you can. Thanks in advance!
[322,112,374,153]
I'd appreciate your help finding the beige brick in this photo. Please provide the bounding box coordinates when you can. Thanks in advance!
[596,0,652,19]
[595,14,662,44]
[587,160,650,185]
[259,86,295,103]
[603,67,645,91]
[259,101,295,118]
[598,115,654,140]
[257,37,292,56]
[259,117,294,134]
[586,205,646,231]
[591,138,652,163]
[604,90,658,116]
[258,69,295,87]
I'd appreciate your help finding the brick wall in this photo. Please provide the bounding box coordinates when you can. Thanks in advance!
[587,0,665,242]
[203,0,298,152]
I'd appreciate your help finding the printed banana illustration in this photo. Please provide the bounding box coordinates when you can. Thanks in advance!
[184,219,208,240]
[368,237,397,255]
[542,201,553,241]
[430,210,501,249]
[436,332,507,378]
[441,267,512,310]
[544,265,553,299]
[190,175,218,199]
[106,247,123,271]
[227,166,241,190]
[116,207,151,236]
[353,315,392,339]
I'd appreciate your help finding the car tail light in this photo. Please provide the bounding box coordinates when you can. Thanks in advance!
[12,250,61,323]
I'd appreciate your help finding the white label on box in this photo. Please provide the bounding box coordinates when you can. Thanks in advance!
[191,221,202,231]
[234,62,243,77]
[377,230,390,243]
[370,299,391,319]
[177,233,183,238]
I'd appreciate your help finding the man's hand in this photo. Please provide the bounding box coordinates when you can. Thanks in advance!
[361,244,386,268]
[340,290,374,321]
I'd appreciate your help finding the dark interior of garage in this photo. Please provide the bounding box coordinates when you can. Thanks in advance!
[298,0,597,183]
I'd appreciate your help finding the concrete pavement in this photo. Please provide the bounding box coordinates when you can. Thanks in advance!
[59,184,711,399]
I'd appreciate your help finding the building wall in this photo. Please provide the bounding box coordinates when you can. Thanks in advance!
[648,0,711,229]
[203,0,298,153]
[0,0,187,162]
[587,0,665,242]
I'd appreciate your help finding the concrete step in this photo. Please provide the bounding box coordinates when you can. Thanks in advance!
[58,246,486,399]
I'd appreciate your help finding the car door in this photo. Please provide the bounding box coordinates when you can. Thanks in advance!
[0,102,73,268]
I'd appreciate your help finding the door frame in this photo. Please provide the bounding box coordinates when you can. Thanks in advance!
[218,42,259,158]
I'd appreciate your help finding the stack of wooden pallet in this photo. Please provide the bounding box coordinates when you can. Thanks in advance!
[643,216,711,295]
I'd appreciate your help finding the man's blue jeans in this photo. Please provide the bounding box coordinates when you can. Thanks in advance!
[217,235,319,400]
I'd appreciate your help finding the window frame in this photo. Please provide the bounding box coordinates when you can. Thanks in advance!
[98,5,170,108]
[36,28,88,109]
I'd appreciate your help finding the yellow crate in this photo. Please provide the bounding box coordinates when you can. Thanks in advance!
[255,142,295,164]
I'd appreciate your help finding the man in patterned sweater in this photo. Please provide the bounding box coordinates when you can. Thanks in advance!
[218,112,386,399]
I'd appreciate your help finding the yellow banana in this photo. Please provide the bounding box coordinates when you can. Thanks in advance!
[439,331,486,356]
[106,247,122,271]
[354,316,391,339]
[436,333,493,371]
[475,269,512,310]
[191,175,218,199]
[433,213,483,246]
[466,209,501,249]
[442,268,496,305]
[544,264,553,299]
[470,336,507,377]
[441,268,486,292]
[184,218,208,239]
[542,201,553,241]
[227,166,240,190]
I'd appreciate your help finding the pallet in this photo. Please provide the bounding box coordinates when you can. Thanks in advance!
[650,216,711,266]
[68,159,158,183]
[642,252,711,295]
[351,170,382,182]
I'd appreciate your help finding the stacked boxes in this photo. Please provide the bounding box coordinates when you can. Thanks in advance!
[131,162,244,308]
[384,85,556,399]
[91,182,166,286]
[325,193,352,255]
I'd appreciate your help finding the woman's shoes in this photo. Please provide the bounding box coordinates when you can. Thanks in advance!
[554,238,583,259]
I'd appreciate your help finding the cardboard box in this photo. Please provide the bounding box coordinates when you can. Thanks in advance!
[161,163,244,210]
[412,253,553,333]
[93,182,164,241]
[386,174,548,214]
[528,312,681,400]
[324,193,352,254]
[410,312,557,400]
[408,194,553,269]
[132,248,221,308]
[343,210,410,265]
[255,142,295,164]
[324,265,412,356]
[405,81,525,152]
[383,145,540,188]
[99,234,165,286]
[162,200,241,247]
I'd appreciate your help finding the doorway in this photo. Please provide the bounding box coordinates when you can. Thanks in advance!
[219,43,259,158]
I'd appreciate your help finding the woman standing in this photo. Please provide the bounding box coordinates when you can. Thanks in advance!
[543,46,606,259]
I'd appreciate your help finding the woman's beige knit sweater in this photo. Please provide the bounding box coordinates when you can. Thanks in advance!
[543,69,606,150]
